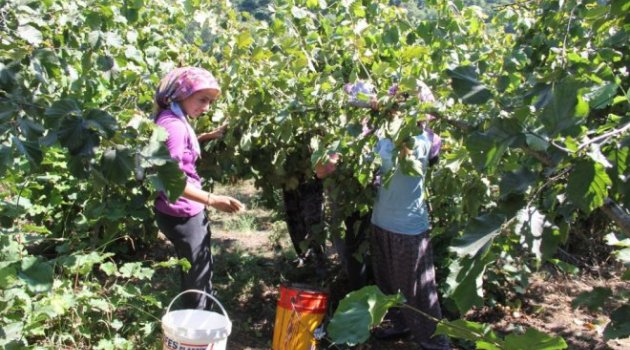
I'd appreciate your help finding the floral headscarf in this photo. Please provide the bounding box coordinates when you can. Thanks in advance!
[153,67,220,157]
[154,67,220,112]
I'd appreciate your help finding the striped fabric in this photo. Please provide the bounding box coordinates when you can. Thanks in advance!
[370,225,450,349]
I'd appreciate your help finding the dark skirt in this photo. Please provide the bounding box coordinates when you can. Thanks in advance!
[370,225,450,349]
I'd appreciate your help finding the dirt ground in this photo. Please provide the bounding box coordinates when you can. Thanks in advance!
[189,181,630,350]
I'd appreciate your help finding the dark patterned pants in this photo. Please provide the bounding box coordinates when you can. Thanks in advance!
[370,225,450,349]
[282,178,325,261]
[334,211,373,291]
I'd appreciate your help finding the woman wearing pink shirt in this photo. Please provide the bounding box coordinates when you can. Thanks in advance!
[152,67,243,309]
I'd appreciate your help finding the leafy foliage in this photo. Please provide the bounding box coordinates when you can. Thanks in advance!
[0,0,628,348]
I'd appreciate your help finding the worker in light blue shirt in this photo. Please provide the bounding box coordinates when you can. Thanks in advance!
[369,81,450,350]
[371,133,433,235]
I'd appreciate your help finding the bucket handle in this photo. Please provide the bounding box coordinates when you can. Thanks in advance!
[165,289,231,324]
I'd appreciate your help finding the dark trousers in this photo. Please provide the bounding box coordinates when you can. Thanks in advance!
[333,211,373,291]
[370,225,450,349]
[282,178,325,261]
[155,210,213,310]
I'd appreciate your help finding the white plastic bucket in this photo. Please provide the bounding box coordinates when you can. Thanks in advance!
[162,289,232,350]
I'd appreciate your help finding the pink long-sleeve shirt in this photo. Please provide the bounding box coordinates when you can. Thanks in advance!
[153,109,205,217]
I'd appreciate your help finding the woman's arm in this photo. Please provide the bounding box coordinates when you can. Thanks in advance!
[198,123,228,143]
[182,183,243,213]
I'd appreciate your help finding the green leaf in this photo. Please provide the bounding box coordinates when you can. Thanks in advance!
[236,32,253,49]
[499,168,536,198]
[0,145,12,176]
[18,117,45,139]
[571,287,612,311]
[401,46,428,62]
[13,137,43,165]
[100,262,117,276]
[399,156,424,177]
[291,6,308,19]
[435,319,499,345]
[525,133,549,152]
[587,143,612,168]
[548,259,579,275]
[101,146,134,184]
[0,322,24,343]
[446,254,492,313]
[119,262,154,280]
[382,25,399,44]
[615,247,630,263]
[466,131,509,173]
[540,80,585,135]
[540,225,566,263]
[515,207,547,261]
[504,328,567,349]
[33,48,61,78]
[0,262,19,289]
[57,117,91,155]
[85,109,118,137]
[0,101,18,123]
[141,127,171,166]
[566,160,611,213]
[148,161,186,202]
[58,252,112,275]
[350,1,366,17]
[45,99,82,120]
[18,257,53,293]
[152,257,191,271]
[17,25,43,46]
[97,55,115,71]
[327,285,404,346]
[446,66,493,105]
[450,214,504,257]
[604,305,630,340]
[585,82,618,109]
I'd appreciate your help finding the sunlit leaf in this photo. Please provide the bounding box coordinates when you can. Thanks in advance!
[435,319,500,345]
[466,131,509,173]
[327,286,404,345]
[515,207,547,261]
[0,262,19,289]
[566,160,611,213]
[18,257,53,293]
[446,254,492,313]
[149,161,186,202]
[450,214,504,257]
[17,25,43,46]
[540,80,585,135]
[504,327,567,349]
[291,6,307,19]
[446,66,493,105]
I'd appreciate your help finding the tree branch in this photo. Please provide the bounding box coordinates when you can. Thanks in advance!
[521,146,554,166]
[428,110,474,132]
[601,198,630,236]
[577,121,630,152]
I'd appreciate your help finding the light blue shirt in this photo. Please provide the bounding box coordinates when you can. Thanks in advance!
[371,134,432,235]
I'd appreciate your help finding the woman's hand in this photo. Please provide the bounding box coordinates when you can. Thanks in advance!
[314,153,339,179]
[207,194,244,213]
[199,123,228,142]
